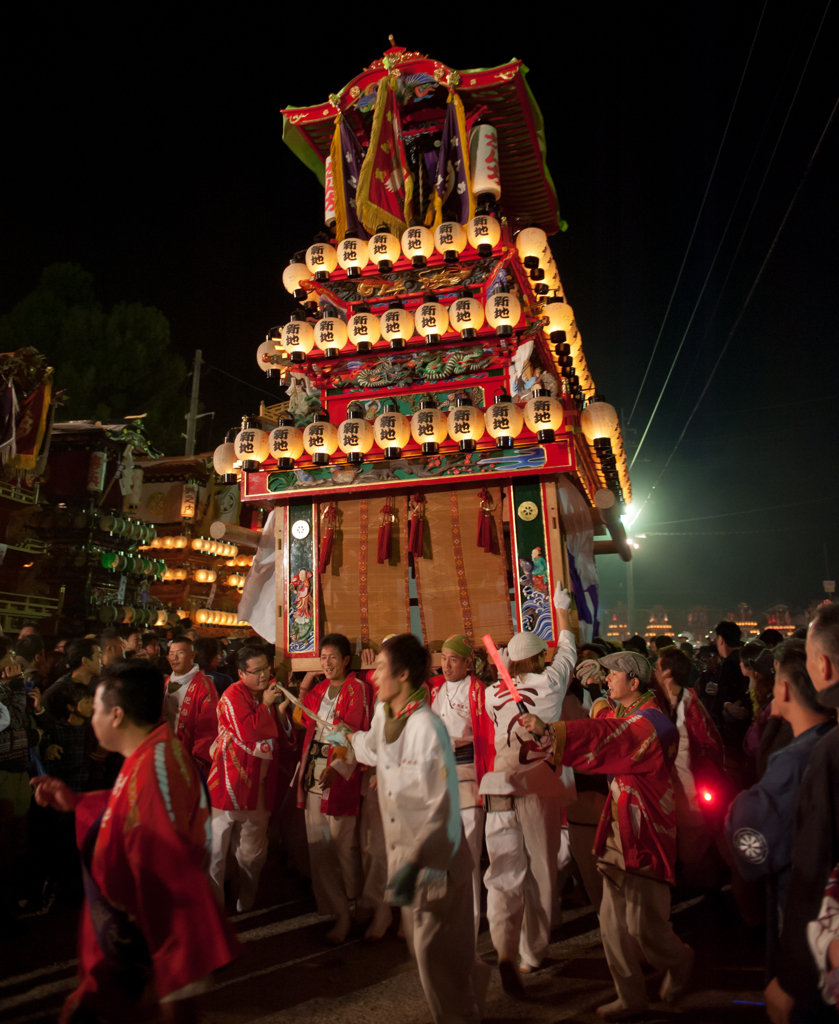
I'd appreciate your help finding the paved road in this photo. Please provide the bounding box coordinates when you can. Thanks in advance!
[1,847,768,1024]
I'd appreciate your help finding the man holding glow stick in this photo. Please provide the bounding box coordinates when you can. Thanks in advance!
[479,584,577,997]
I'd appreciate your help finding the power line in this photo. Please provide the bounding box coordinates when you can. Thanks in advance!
[646,86,839,495]
[625,0,768,427]
[202,361,285,403]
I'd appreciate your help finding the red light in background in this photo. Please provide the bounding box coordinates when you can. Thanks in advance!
[701,790,713,803]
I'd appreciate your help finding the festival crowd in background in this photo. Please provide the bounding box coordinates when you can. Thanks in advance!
[2,597,839,1024]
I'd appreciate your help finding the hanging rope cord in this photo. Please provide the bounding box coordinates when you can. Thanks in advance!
[630,0,833,471]
[624,0,768,428]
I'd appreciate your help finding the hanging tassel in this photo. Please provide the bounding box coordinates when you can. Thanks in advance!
[478,488,493,553]
[318,503,338,573]
[377,501,394,565]
[408,493,425,558]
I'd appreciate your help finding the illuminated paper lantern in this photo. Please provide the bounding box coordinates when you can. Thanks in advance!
[580,396,620,445]
[303,413,339,466]
[234,420,270,472]
[314,316,348,358]
[281,316,315,364]
[347,306,381,353]
[447,397,485,452]
[449,289,484,340]
[466,213,501,257]
[470,123,501,201]
[269,419,304,470]
[337,235,369,278]
[305,242,338,282]
[282,258,312,299]
[485,288,522,337]
[410,399,447,455]
[485,393,524,449]
[337,405,375,465]
[380,301,414,350]
[414,297,448,344]
[516,226,548,269]
[368,230,401,272]
[524,388,564,443]
[434,221,466,263]
[401,225,434,268]
[373,403,411,459]
[256,338,283,378]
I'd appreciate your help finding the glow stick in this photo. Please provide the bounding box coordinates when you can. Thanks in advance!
[482,633,527,716]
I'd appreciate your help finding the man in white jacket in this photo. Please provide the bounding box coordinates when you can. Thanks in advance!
[331,633,488,1024]
[481,586,577,996]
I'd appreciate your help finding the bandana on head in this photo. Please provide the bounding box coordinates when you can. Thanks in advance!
[442,634,474,659]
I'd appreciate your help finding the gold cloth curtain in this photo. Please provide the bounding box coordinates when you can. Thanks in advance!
[415,486,513,649]
[319,495,411,645]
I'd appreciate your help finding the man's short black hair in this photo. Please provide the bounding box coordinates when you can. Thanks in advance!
[758,628,784,647]
[141,633,159,647]
[658,647,692,689]
[66,638,99,671]
[96,659,164,727]
[237,645,269,673]
[196,637,219,669]
[319,633,351,663]
[653,635,676,653]
[380,633,430,691]
[169,636,195,651]
[59,682,93,720]
[775,638,823,715]
[715,620,742,648]
[17,633,45,665]
[623,635,648,657]
[811,603,839,671]
[119,625,142,640]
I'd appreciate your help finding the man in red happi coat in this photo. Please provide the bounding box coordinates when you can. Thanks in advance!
[165,637,219,771]
[524,651,694,1021]
[280,633,373,943]
[32,660,237,1024]
[207,645,282,913]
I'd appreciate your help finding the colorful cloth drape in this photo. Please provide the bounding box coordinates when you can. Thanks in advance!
[427,90,475,229]
[10,374,52,470]
[329,115,367,242]
[356,76,414,235]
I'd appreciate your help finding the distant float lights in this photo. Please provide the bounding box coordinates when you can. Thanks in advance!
[314,316,348,358]
[336,235,369,278]
[373,402,411,459]
[303,412,339,466]
[347,305,381,353]
[434,221,466,263]
[524,388,564,443]
[466,213,501,258]
[485,392,524,449]
[269,416,305,471]
[485,288,522,338]
[213,429,239,485]
[282,257,312,300]
[234,418,270,472]
[337,404,374,465]
[447,396,485,452]
[369,228,401,272]
[401,224,434,268]
[380,300,414,351]
[414,295,448,345]
[450,289,484,340]
[281,314,315,363]
[410,398,447,456]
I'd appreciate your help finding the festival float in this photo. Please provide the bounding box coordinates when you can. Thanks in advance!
[218,42,634,667]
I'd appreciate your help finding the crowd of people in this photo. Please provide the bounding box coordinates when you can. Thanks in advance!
[2,598,839,1024]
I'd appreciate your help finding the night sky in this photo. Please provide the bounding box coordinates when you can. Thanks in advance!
[2,5,837,625]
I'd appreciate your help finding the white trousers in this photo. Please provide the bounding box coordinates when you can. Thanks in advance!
[305,791,360,920]
[359,778,388,914]
[484,792,563,968]
[461,805,485,939]
[401,837,489,1024]
[209,807,270,911]
[599,869,692,1008]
